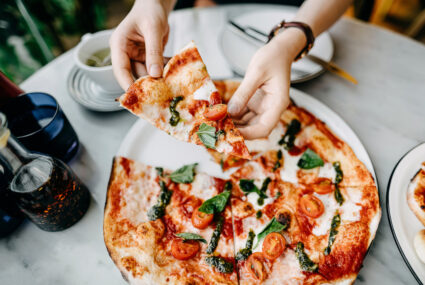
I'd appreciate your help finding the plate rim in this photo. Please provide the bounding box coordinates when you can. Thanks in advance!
[387,141,425,285]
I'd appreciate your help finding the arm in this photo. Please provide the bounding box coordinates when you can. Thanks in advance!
[228,0,353,140]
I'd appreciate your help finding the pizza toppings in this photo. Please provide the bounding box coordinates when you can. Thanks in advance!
[236,230,255,261]
[278,119,301,151]
[297,148,324,169]
[299,194,325,218]
[192,206,214,229]
[169,96,184,126]
[204,104,227,121]
[272,150,283,171]
[255,217,287,248]
[175,232,207,243]
[193,79,217,101]
[197,123,217,149]
[171,238,200,260]
[256,210,263,219]
[239,178,270,206]
[205,256,234,273]
[169,163,197,183]
[334,185,345,205]
[295,242,318,272]
[324,213,341,255]
[245,252,268,281]
[198,190,231,214]
[262,232,286,260]
[147,181,173,221]
[333,161,345,205]
[206,216,224,254]
[312,178,335,194]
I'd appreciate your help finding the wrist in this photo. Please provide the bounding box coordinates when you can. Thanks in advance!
[272,28,308,61]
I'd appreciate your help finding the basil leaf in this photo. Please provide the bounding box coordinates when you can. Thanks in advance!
[297,148,324,169]
[197,123,216,149]
[254,217,287,248]
[176,233,207,243]
[239,179,268,199]
[169,163,198,183]
[324,213,341,255]
[333,161,343,184]
[334,184,344,205]
[295,242,318,272]
[198,190,231,214]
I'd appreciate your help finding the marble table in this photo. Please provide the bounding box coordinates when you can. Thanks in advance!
[1,4,425,285]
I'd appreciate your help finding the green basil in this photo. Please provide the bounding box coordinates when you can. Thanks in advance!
[297,148,324,169]
[169,96,184,126]
[155,167,164,177]
[169,163,197,183]
[239,179,269,202]
[278,119,301,150]
[333,161,343,184]
[205,256,234,273]
[147,181,173,221]
[198,190,231,214]
[334,184,344,205]
[216,129,226,138]
[206,216,224,254]
[324,213,341,255]
[254,217,287,248]
[197,123,216,149]
[236,230,255,261]
[176,233,207,244]
[295,242,318,272]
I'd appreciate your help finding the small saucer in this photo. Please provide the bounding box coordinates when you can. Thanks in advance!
[67,66,122,112]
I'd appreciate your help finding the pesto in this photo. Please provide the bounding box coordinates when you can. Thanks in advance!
[324,213,341,255]
[333,161,343,184]
[155,167,164,177]
[205,256,234,273]
[272,150,283,171]
[256,210,263,219]
[169,96,184,126]
[147,181,173,221]
[295,242,318,272]
[206,216,224,254]
[278,119,301,150]
[236,230,255,261]
[334,184,344,205]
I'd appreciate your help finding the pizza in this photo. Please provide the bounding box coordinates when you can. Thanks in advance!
[104,157,238,284]
[118,42,250,159]
[407,162,425,226]
[104,80,381,284]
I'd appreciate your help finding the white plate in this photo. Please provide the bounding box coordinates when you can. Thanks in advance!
[117,88,376,184]
[387,142,425,284]
[220,8,333,83]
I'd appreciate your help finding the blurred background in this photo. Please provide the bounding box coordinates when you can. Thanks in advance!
[1,0,424,84]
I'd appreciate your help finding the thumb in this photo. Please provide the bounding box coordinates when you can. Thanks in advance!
[144,22,165,78]
[228,72,262,117]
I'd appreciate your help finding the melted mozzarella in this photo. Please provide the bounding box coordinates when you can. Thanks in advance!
[141,104,164,121]
[246,192,273,211]
[280,149,302,184]
[265,250,304,284]
[234,216,268,253]
[190,173,217,200]
[193,79,217,101]
[318,162,337,182]
[245,122,285,152]
[216,140,233,153]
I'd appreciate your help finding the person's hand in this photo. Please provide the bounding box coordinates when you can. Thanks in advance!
[228,29,306,140]
[110,0,175,90]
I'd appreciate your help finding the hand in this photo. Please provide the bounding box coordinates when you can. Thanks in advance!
[228,29,306,140]
[110,0,174,90]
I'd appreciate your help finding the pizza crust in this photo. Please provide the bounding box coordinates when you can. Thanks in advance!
[407,163,425,226]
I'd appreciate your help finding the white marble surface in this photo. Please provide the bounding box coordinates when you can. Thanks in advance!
[1,4,425,284]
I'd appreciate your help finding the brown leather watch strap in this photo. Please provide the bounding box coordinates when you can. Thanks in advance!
[267,21,315,61]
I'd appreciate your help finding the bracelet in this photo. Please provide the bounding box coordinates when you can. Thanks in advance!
[267,21,315,61]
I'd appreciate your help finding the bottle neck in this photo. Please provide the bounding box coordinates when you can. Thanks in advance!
[0,129,34,174]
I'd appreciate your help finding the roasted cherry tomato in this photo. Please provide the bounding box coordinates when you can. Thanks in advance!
[312,178,335,194]
[300,194,325,218]
[246,252,268,281]
[171,238,200,260]
[262,232,286,260]
[209,91,222,105]
[204,104,227,121]
[192,206,214,229]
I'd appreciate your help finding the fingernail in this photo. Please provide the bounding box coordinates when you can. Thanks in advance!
[149,64,162,77]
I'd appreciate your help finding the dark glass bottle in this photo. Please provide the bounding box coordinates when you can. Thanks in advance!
[0,113,90,232]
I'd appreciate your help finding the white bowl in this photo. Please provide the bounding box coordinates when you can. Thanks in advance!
[74,30,123,94]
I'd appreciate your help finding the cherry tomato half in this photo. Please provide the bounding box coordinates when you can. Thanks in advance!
[300,194,325,218]
[262,232,286,260]
[209,91,222,105]
[171,238,200,260]
[204,104,227,121]
[312,178,335,194]
[246,252,268,281]
[192,206,214,229]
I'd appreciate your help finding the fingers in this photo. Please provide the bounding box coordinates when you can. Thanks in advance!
[143,21,166,78]
[233,111,256,125]
[131,61,148,78]
[110,32,134,90]
[228,72,262,117]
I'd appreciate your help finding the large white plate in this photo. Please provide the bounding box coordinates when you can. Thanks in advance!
[117,88,376,184]
[220,8,334,83]
[387,142,425,284]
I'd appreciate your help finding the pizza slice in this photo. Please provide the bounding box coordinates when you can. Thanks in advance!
[119,43,250,159]
[407,162,425,226]
[104,157,238,284]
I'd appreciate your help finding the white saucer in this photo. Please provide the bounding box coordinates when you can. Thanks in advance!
[220,8,334,83]
[387,142,425,284]
[67,66,122,112]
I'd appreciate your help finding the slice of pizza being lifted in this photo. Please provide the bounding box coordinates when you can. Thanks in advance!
[119,42,251,159]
